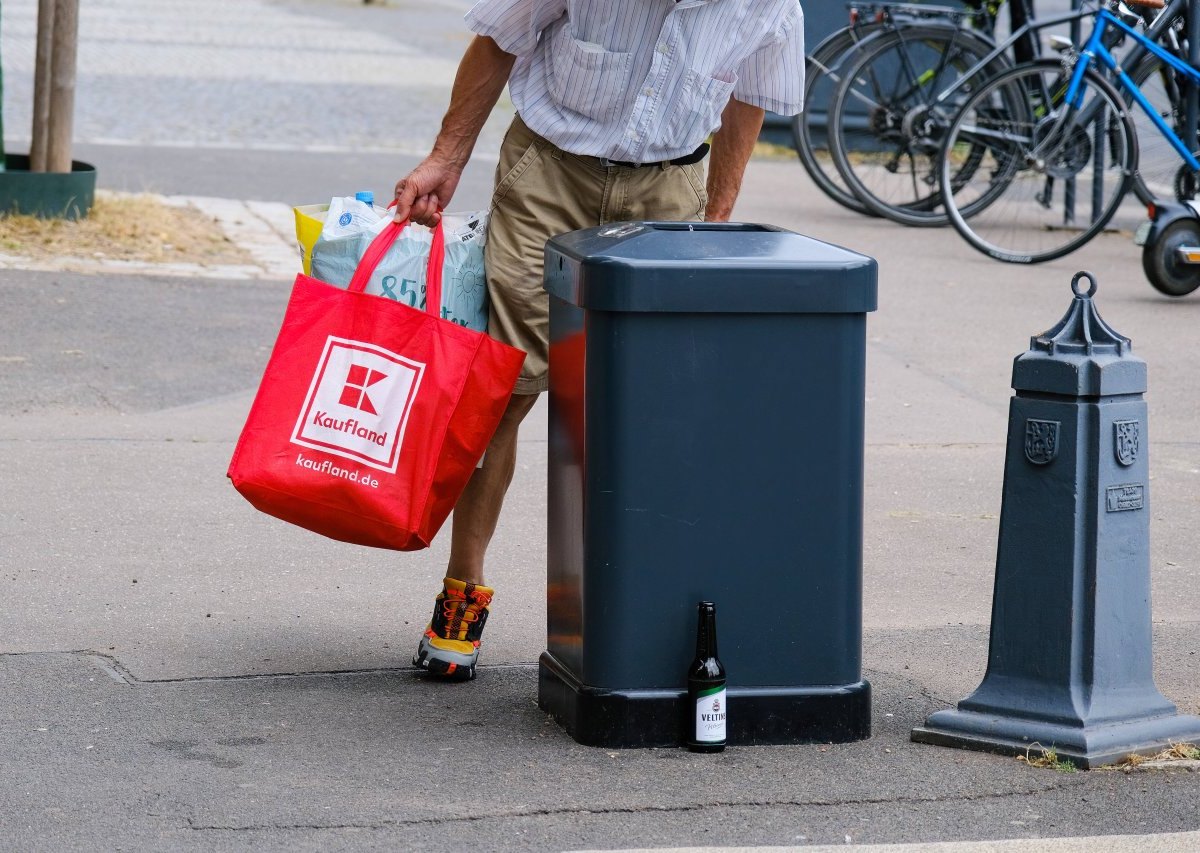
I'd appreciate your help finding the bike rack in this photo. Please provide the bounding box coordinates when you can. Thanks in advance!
[1187,0,1199,154]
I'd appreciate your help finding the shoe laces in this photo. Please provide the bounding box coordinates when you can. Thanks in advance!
[439,586,491,637]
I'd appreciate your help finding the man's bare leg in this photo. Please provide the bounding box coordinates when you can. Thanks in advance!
[445,391,540,585]
[412,392,539,678]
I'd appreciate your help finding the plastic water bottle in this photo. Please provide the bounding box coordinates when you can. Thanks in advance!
[322,193,383,239]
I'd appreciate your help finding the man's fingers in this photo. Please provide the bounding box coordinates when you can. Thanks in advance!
[393,162,448,224]
[409,193,442,227]
[409,194,432,225]
[393,178,418,222]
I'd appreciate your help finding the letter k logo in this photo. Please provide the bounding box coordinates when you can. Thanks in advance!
[339,364,387,415]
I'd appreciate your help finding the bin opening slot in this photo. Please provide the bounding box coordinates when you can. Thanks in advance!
[649,223,775,232]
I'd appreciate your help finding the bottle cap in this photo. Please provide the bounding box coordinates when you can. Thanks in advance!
[355,190,375,205]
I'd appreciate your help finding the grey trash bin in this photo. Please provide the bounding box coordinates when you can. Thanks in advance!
[539,222,878,748]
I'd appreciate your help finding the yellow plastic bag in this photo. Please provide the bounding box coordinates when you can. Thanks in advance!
[293,204,328,276]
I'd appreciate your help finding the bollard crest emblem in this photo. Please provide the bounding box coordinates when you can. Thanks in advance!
[1114,420,1140,467]
[1024,419,1060,465]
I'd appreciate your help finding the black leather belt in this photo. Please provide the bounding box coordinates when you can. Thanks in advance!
[599,142,710,169]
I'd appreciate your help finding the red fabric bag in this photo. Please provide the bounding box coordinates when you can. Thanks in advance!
[228,219,525,550]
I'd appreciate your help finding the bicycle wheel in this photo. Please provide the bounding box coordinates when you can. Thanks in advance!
[793,23,884,215]
[828,24,1002,227]
[940,59,1137,264]
[1128,56,1197,204]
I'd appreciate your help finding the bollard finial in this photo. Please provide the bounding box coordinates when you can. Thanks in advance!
[1011,271,1145,397]
[1071,270,1098,298]
[1030,271,1128,358]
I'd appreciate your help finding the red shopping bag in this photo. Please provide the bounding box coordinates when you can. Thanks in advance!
[228,219,525,550]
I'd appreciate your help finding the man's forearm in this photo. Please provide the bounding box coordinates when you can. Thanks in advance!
[705,97,765,221]
[432,36,517,169]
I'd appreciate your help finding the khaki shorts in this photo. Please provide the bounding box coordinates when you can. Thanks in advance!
[486,114,708,394]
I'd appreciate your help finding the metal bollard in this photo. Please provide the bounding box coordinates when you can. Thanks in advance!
[912,272,1200,769]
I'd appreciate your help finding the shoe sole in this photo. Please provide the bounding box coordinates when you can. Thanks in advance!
[413,636,477,681]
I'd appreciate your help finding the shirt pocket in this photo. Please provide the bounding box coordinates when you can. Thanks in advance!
[666,69,736,147]
[547,28,633,123]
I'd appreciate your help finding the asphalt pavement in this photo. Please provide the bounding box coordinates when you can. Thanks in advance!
[1,0,1199,850]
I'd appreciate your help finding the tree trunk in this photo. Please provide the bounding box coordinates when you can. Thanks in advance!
[0,0,6,171]
[46,0,78,174]
[30,0,56,172]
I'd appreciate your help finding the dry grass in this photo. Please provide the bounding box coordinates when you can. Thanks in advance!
[1114,743,1200,768]
[0,193,252,266]
[1019,742,1200,773]
[752,139,799,161]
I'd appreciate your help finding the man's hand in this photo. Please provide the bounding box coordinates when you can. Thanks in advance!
[391,35,516,227]
[394,158,462,227]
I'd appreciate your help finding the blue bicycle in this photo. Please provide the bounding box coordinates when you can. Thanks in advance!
[937,0,1197,263]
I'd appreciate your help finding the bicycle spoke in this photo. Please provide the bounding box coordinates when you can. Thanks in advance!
[830,24,998,226]
[939,60,1136,263]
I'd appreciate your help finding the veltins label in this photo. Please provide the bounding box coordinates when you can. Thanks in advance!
[291,336,425,473]
[695,686,727,743]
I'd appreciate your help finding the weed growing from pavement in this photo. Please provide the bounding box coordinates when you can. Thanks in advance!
[0,193,252,266]
[1018,741,1200,772]
[1018,744,1078,773]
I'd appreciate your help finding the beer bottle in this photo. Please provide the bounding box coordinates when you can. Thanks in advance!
[687,600,727,752]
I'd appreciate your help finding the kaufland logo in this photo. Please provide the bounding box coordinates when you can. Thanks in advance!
[291,336,424,473]
[340,364,386,415]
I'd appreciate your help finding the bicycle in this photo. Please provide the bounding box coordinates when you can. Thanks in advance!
[937,0,1197,263]
[825,2,1010,225]
[827,0,1175,227]
[793,3,998,216]
[793,6,885,216]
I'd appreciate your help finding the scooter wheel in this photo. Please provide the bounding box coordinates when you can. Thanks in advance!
[1143,218,1200,297]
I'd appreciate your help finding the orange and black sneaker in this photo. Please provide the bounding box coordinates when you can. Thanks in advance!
[412,578,493,680]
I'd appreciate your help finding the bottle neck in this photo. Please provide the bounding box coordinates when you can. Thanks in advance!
[696,606,718,660]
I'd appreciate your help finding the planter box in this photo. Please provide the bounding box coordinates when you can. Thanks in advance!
[0,154,97,219]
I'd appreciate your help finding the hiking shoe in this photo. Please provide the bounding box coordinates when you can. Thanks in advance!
[412,578,493,680]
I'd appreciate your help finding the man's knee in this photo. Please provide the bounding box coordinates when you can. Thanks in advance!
[493,391,539,439]
[505,391,539,419]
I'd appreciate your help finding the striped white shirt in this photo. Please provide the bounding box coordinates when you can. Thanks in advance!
[465,0,805,162]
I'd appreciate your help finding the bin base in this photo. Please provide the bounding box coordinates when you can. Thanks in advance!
[538,651,871,748]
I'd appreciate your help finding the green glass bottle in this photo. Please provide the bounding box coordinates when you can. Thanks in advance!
[687,600,727,752]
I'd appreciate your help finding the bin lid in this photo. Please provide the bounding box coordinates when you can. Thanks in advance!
[544,222,877,313]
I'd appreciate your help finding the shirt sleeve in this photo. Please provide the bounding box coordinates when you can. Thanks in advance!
[732,4,806,116]
[464,0,568,57]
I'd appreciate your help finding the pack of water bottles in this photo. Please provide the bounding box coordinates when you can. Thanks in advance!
[309,192,490,333]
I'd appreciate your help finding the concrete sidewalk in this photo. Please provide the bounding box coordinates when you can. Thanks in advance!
[2,157,1199,851]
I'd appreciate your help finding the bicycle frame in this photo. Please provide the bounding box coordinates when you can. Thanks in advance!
[1065,1,1200,172]
[930,2,1102,109]
[931,0,1184,114]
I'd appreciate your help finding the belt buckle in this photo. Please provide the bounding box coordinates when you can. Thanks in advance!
[599,156,642,169]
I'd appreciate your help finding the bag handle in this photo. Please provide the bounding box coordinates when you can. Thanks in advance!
[348,218,445,319]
